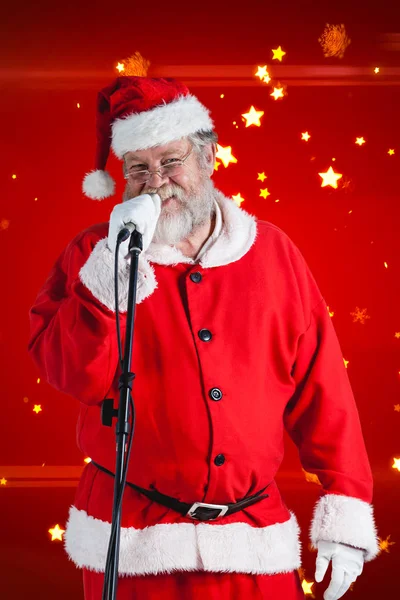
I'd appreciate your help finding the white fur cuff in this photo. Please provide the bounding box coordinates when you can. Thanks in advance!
[310,494,380,561]
[79,238,157,312]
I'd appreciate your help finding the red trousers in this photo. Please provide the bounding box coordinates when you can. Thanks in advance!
[82,568,305,599]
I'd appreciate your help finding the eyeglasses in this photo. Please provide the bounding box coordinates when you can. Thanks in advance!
[124,149,192,183]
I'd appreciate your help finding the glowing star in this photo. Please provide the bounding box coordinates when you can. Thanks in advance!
[37,378,40,383]
[374,67,380,74]
[318,24,351,58]
[76,103,80,109]
[260,188,271,199]
[257,172,267,182]
[84,457,92,464]
[255,65,268,80]
[216,144,237,167]
[272,46,286,61]
[388,149,395,155]
[214,161,221,171]
[33,405,42,414]
[350,307,371,324]
[318,166,342,188]
[270,86,284,100]
[263,74,271,84]
[384,262,388,268]
[116,62,125,73]
[392,458,400,472]
[242,106,264,127]
[48,524,65,541]
[379,535,396,553]
[303,469,321,486]
[301,579,315,595]
[394,404,400,412]
[1,478,7,485]
[301,132,311,141]
[343,358,349,368]
[355,137,366,145]
[232,193,245,207]
[394,332,400,339]
[12,174,17,179]
[220,94,224,98]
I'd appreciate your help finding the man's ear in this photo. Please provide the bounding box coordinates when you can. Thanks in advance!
[204,143,216,176]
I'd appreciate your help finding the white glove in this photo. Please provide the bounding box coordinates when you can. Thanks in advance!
[315,540,365,600]
[107,193,161,258]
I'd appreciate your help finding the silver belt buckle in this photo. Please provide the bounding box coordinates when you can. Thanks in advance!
[187,502,229,520]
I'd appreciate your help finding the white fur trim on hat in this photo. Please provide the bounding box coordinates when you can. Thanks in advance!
[111,94,214,157]
[83,170,116,200]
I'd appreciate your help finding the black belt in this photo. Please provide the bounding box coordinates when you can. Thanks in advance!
[91,461,270,521]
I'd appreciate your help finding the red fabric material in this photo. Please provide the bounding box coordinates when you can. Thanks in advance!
[82,568,305,600]
[28,217,374,532]
[95,76,189,170]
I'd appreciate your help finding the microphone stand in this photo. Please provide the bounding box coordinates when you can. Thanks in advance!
[101,227,143,600]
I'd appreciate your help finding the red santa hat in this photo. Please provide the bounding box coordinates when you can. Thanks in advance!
[83,76,214,200]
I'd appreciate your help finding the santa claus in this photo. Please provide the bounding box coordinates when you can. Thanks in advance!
[28,73,379,600]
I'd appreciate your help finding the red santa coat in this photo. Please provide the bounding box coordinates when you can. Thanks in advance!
[28,191,379,577]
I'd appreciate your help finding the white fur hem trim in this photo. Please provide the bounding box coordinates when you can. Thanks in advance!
[310,493,380,561]
[111,95,214,157]
[64,506,301,576]
[79,238,157,312]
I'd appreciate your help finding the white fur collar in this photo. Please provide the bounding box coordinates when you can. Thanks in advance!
[145,191,257,267]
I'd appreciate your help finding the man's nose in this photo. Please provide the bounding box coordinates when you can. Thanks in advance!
[146,171,169,188]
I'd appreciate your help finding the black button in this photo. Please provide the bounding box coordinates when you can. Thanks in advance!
[214,454,225,466]
[198,329,212,342]
[190,272,202,283]
[209,388,223,401]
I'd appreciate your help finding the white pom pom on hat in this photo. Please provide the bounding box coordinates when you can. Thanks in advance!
[82,70,214,200]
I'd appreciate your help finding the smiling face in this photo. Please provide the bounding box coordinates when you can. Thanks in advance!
[122,137,217,245]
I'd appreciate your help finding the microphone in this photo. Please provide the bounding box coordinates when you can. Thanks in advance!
[117,222,137,243]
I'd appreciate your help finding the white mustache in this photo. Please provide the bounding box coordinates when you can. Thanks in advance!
[146,184,186,202]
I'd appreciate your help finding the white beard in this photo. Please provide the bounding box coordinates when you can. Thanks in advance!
[147,178,216,246]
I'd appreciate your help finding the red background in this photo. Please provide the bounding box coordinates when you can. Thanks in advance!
[0,1,399,598]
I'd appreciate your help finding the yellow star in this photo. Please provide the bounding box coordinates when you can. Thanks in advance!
[255,65,268,80]
[301,578,315,595]
[272,46,286,61]
[216,144,238,167]
[48,524,65,541]
[374,67,380,74]
[301,132,311,141]
[355,137,366,145]
[33,404,42,414]
[116,62,125,73]
[1,478,7,485]
[214,161,221,171]
[241,106,264,127]
[263,74,271,84]
[319,166,343,188]
[388,149,395,155]
[394,404,400,412]
[270,86,284,100]
[394,332,400,339]
[343,358,349,368]
[257,172,267,182]
[392,457,400,472]
[232,193,245,207]
[260,188,271,199]
[379,535,395,553]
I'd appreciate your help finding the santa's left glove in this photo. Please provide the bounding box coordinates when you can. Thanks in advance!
[315,540,365,600]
